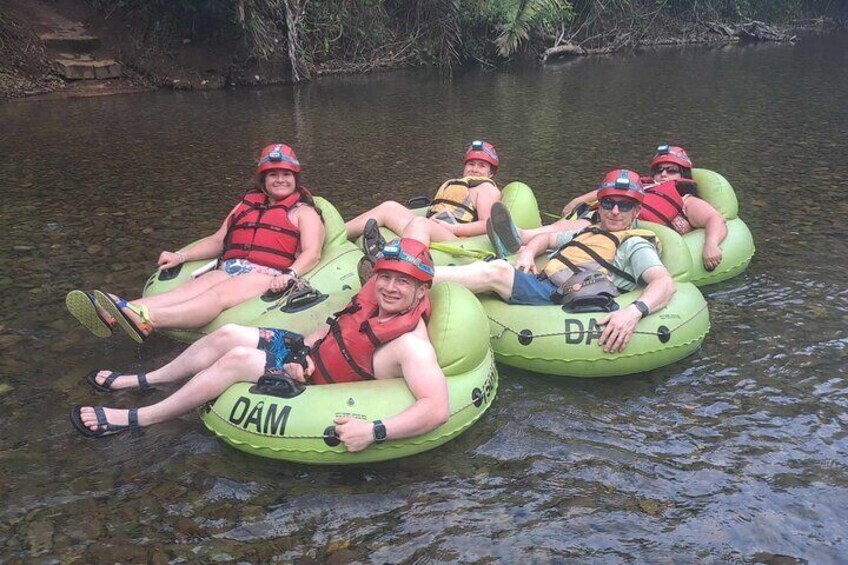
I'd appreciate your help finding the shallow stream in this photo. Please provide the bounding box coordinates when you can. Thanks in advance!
[1,32,846,563]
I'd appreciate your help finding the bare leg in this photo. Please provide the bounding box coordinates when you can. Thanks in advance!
[114,273,273,329]
[402,216,459,246]
[78,344,267,431]
[345,201,417,239]
[91,324,261,390]
[519,218,590,243]
[434,260,516,300]
[135,271,231,310]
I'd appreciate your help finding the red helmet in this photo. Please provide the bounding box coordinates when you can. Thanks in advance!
[464,140,499,170]
[650,144,692,171]
[597,169,645,203]
[257,144,301,174]
[374,238,435,285]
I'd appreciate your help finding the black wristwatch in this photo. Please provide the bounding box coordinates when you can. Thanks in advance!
[632,300,650,318]
[373,420,387,444]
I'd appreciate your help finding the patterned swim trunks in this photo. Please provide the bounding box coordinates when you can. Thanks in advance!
[256,328,304,377]
[221,258,284,277]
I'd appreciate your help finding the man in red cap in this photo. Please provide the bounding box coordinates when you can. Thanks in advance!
[556,145,728,271]
[436,169,676,354]
[71,239,449,453]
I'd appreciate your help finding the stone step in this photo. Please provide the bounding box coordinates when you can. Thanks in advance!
[53,59,122,80]
[59,53,94,61]
[40,33,101,53]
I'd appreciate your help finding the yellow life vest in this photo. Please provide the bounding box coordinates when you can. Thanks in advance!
[426,176,497,224]
[542,227,661,287]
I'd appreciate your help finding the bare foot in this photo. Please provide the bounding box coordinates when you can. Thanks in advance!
[93,370,144,390]
[86,370,151,392]
[79,406,132,432]
[107,292,148,327]
[93,291,153,343]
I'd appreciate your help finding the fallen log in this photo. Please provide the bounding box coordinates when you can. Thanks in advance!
[541,42,586,63]
[739,20,796,42]
[706,20,796,42]
[706,22,736,36]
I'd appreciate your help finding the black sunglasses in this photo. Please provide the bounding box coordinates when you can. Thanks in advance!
[599,198,637,212]
[653,164,682,175]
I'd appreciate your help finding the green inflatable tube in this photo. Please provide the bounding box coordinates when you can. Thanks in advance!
[359,181,543,266]
[682,168,755,286]
[483,283,709,378]
[142,197,363,343]
[480,221,710,377]
[201,282,498,464]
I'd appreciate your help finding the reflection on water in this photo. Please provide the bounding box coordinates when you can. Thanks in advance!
[1,32,847,562]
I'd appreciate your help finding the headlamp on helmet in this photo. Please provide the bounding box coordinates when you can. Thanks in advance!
[257,143,302,174]
[374,238,435,284]
[650,144,692,171]
[464,140,499,170]
[597,169,645,204]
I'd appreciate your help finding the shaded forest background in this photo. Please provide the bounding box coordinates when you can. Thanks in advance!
[87,0,842,78]
[1,0,844,99]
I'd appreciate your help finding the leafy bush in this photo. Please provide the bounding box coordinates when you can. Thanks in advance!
[83,0,842,79]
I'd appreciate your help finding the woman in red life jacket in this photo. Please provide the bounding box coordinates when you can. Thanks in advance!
[66,143,325,344]
[70,238,450,454]
[344,140,502,247]
[490,145,727,271]
[640,145,727,270]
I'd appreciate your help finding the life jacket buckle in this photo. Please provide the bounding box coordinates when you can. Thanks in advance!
[551,270,621,313]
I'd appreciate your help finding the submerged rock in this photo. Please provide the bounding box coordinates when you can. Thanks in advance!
[27,520,54,554]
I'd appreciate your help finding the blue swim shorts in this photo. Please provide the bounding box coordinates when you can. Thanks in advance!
[508,270,557,306]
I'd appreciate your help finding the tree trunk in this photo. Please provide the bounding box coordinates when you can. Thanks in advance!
[282,0,310,82]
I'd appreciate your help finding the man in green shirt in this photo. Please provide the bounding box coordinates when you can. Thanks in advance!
[434,169,676,354]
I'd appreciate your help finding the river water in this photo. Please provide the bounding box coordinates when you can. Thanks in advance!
[1,32,847,563]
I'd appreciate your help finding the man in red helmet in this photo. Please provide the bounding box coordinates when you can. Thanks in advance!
[71,238,450,452]
[556,145,728,271]
[345,140,502,248]
[435,170,676,354]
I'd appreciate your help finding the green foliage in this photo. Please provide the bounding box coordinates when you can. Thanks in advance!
[82,0,842,78]
[88,0,232,37]
[662,0,842,22]
[492,0,575,57]
[236,0,288,60]
[304,0,394,64]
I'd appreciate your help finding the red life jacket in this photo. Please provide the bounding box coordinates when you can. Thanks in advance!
[639,176,697,196]
[309,278,431,385]
[221,190,302,270]
[639,180,687,229]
